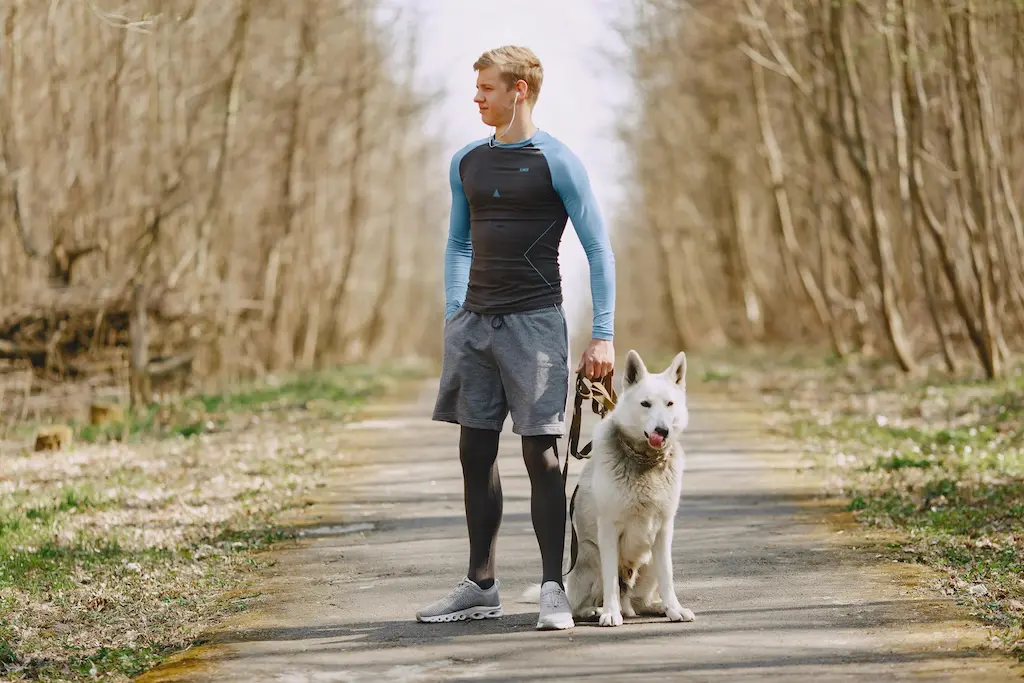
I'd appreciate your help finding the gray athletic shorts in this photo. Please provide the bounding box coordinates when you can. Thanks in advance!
[432,303,570,436]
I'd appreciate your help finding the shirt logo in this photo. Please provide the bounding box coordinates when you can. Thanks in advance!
[493,189,501,198]
[520,167,529,172]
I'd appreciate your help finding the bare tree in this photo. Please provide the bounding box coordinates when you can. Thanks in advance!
[614,0,1023,378]
[0,1,448,388]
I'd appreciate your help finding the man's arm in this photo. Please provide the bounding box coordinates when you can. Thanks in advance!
[547,144,615,340]
[444,151,473,320]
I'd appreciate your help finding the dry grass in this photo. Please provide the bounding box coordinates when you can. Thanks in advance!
[0,362,423,681]
[693,348,1024,662]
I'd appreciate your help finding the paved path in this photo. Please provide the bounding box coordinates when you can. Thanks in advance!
[138,379,1022,682]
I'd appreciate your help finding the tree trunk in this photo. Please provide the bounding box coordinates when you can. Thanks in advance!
[901,0,995,376]
[893,0,956,372]
[832,0,915,372]
[945,3,1003,377]
[129,281,152,408]
[748,50,844,356]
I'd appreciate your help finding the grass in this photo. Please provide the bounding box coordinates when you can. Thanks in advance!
[696,348,1024,661]
[63,365,390,445]
[0,361,422,682]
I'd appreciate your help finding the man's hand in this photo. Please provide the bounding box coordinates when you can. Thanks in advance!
[577,338,614,379]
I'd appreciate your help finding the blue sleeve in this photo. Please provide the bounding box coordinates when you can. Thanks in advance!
[540,137,616,340]
[443,145,476,320]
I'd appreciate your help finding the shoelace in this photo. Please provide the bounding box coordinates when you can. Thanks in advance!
[438,579,478,606]
[541,588,566,609]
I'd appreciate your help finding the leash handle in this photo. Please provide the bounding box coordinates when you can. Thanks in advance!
[581,374,616,415]
[567,370,616,462]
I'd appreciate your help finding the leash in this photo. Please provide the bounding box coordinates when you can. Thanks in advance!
[562,370,617,578]
[566,371,617,465]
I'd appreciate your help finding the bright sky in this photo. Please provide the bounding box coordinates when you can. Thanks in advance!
[382,0,635,340]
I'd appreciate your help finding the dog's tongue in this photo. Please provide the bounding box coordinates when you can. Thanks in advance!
[647,432,665,449]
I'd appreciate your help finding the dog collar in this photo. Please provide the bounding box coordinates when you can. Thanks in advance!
[613,426,670,469]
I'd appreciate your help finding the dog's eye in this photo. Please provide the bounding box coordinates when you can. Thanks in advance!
[640,400,651,408]
[666,401,674,407]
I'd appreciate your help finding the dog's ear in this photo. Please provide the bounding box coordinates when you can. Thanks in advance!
[624,349,648,387]
[666,351,687,388]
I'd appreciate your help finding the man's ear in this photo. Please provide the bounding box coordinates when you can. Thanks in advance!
[515,79,528,102]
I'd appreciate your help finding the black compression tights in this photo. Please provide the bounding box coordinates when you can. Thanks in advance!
[459,426,567,589]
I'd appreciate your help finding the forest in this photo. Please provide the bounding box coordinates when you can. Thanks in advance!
[1,0,448,410]
[615,0,1024,379]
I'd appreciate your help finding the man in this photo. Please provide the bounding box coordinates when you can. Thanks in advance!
[416,45,615,631]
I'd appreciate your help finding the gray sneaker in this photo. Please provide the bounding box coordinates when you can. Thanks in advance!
[415,577,503,623]
[536,580,574,630]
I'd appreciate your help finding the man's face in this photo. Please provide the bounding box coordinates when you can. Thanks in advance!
[474,66,518,128]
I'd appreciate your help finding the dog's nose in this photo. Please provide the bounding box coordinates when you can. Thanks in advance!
[654,426,669,438]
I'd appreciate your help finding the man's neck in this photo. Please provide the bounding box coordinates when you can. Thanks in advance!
[494,112,537,144]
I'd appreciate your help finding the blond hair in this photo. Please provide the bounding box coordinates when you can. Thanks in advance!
[473,46,543,105]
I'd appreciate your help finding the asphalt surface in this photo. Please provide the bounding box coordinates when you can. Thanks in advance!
[137,379,1023,682]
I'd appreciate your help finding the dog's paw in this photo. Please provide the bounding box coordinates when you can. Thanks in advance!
[576,606,601,621]
[621,601,637,618]
[598,609,623,627]
[665,605,695,622]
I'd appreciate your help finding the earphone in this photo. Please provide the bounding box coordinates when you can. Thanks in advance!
[492,91,520,144]
[489,89,522,146]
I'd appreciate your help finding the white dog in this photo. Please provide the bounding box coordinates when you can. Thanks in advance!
[564,349,695,627]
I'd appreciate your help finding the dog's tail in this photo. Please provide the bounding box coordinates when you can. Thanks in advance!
[517,583,542,603]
